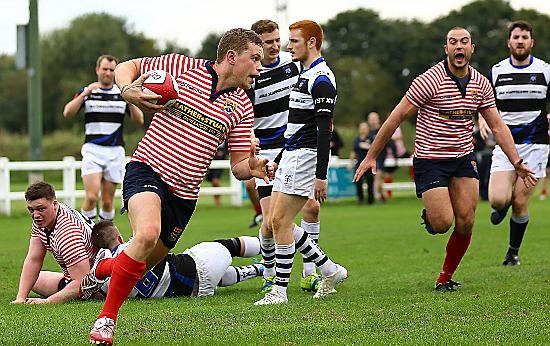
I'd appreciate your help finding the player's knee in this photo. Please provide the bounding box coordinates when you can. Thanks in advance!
[133,226,161,250]
[303,199,320,220]
[270,214,285,233]
[102,200,113,211]
[455,214,475,233]
[85,192,99,206]
[431,216,453,233]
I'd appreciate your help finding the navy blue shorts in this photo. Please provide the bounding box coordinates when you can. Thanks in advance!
[122,161,197,249]
[413,153,479,198]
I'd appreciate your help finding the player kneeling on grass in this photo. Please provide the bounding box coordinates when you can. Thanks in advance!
[80,221,264,300]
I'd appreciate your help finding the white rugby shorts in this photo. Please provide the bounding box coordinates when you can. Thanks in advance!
[81,143,125,183]
[490,143,549,178]
[183,242,232,297]
[273,148,317,198]
[255,148,281,187]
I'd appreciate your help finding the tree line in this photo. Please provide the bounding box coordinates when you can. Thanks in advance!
[0,0,549,134]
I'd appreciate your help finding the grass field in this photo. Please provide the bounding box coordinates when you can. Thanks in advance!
[1,195,550,345]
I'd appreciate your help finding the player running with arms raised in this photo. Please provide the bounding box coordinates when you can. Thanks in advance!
[354,27,535,292]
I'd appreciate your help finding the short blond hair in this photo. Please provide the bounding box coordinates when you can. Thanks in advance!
[216,28,263,63]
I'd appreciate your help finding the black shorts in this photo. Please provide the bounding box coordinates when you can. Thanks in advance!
[57,278,71,292]
[164,254,197,297]
[206,169,223,182]
[413,152,479,198]
[122,161,197,249]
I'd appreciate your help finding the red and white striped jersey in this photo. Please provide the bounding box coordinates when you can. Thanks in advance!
[31,203,98,281]
[133,54,253,199]
[406,60,496,159]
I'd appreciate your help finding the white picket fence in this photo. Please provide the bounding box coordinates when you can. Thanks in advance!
[0,156,414,215]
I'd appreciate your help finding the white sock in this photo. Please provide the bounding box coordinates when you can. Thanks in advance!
[259,230,276,277]
[293,225,337,277]
[81,208,97,220]
[240,236,261,257]
[99,209,115,221]
[218,264,263,286]
[274,242,295,294]
[301,220,320,276]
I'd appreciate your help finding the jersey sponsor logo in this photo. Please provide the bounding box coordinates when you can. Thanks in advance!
[256,77,272,84]
[258,84,293,99]
[314,97,336,105]
[167,100,226,140]
[438,109,476,120]
[179,81,205,95]
[223,99,237,115]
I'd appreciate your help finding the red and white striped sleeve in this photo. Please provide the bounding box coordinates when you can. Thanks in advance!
[55,225,90,268]
[227,97,254,152]
[140,53,207,78]
[479,75,496,110]
[406,72,437,108]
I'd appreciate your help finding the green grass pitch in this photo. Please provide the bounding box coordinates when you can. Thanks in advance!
[1,196,549,345]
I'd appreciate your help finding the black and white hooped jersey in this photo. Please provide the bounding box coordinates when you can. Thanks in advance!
[79,85,129,147]
[489,56,550,144]
[250,52,300,150]
[285,57,337,149]
[100,242,196,298]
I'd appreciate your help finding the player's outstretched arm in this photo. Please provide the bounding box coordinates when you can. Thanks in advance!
[28,258,91,304]
[115,59,163,113]
[12,237,46,304]
[354,97,417,182]
[480,107,537,187]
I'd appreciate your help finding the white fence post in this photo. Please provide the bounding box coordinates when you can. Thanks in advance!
[62,156,76,208]
[0,157,11,216]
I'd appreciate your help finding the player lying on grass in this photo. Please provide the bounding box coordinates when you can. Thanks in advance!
[12,181,98,305]
[80,220,264,299]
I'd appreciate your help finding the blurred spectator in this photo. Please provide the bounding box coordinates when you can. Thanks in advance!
[350,122,374,204]
[367,112,396,202]
[383,126,411,198]
[206,141,228,206]
[330,127,344,157]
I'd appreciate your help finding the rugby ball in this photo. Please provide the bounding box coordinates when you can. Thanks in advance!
[142,70,179,106]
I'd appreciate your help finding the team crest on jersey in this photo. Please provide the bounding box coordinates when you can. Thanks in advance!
[284,65,293,77]
[223,99,237,115]
[470,90,479,102]
[530,74,538,83]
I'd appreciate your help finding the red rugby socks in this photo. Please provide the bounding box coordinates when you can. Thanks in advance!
[438,231,472,284]
[97,251,146,321]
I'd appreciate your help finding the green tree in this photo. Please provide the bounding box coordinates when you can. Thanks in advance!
[196,32,222,61]
[41,13,161,133]
[331,57,399,125]
[0,55,27,132]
